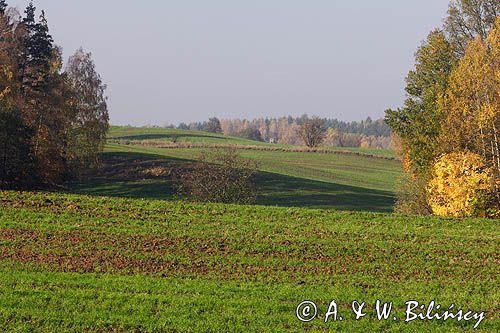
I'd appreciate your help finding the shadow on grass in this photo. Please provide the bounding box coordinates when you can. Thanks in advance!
[255,172,394,212]
[112,133,229,141]
[67,152,184,200]
[71,179,176,200]
[67,151,395,213]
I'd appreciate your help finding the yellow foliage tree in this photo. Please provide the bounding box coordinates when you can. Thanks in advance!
[438,17,500,207]
[427,152,495,217]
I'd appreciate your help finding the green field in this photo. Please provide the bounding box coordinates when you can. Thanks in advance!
[108,125,273,146]
[0,191,498,332]
[3,127,497,332]
[70,127,401,213]
[108,126,397,158]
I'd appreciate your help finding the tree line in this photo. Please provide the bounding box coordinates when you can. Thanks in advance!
[385,0,499,217]
[0,1,109,187]
[164,116,392,149]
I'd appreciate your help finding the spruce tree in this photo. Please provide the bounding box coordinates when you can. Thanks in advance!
[21,3,66,184]
[0,1,7,15]
[22,7,54,92]
[23,1,36,28]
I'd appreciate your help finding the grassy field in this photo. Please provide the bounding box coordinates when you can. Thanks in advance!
[0,191,498,332]
[108,126,398,158]
[5,127,494,332]
[70,127,401,213]
[108,126,273,147]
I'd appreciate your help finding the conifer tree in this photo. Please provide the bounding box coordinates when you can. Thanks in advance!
[20,3,68,183]
[0,1,7,15]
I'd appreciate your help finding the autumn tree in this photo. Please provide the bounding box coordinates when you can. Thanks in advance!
[0,1,109,187]
[237,127,263,142]
[386,0,500,216]
[385,30,457,215]
[427,152,496,217]
[298,116,327,148]
[444,0,500,56]
[323,128,340,147]
[438,17,500,208]
[65,48,109,176]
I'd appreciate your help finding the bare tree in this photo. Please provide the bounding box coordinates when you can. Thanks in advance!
[298,117,327,148]
[175,148,258,204]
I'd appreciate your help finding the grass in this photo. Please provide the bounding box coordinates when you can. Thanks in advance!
[7,128,483,332]
[108,126,273,146]
[108,126,397,158]
[0,191,498,332]
[69,141,400,213]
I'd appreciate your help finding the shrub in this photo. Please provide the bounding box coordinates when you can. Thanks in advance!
[427,152,495,217]
[394,171,432,216]
[175,148,258,204]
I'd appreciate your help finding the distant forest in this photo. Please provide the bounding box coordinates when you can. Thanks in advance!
[166,116,392,149]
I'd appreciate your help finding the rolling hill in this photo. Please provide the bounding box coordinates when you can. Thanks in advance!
[1,128,498,332]
[69,126,401,213]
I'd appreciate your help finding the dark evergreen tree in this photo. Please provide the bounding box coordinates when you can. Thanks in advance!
[0,105,36,186]
[22,2,37,39]
[0,1,7,15]
[22,7,54,93]
[20,4,70,183]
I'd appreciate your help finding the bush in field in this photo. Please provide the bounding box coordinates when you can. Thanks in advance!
[394,170,432,216]
[175,148,258,204]
[427,152,495,217]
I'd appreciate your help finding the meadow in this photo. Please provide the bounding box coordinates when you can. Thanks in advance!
[107,126,397,157]
[0,191,498,332]
[71,126,400,212]
[2,127,498,332]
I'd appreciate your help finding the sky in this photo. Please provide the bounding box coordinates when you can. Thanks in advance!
[8,0,450,126]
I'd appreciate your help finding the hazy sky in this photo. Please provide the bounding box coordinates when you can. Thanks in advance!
[9,1,450,125]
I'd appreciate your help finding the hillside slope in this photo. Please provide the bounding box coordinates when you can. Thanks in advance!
[70,127,401,213]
